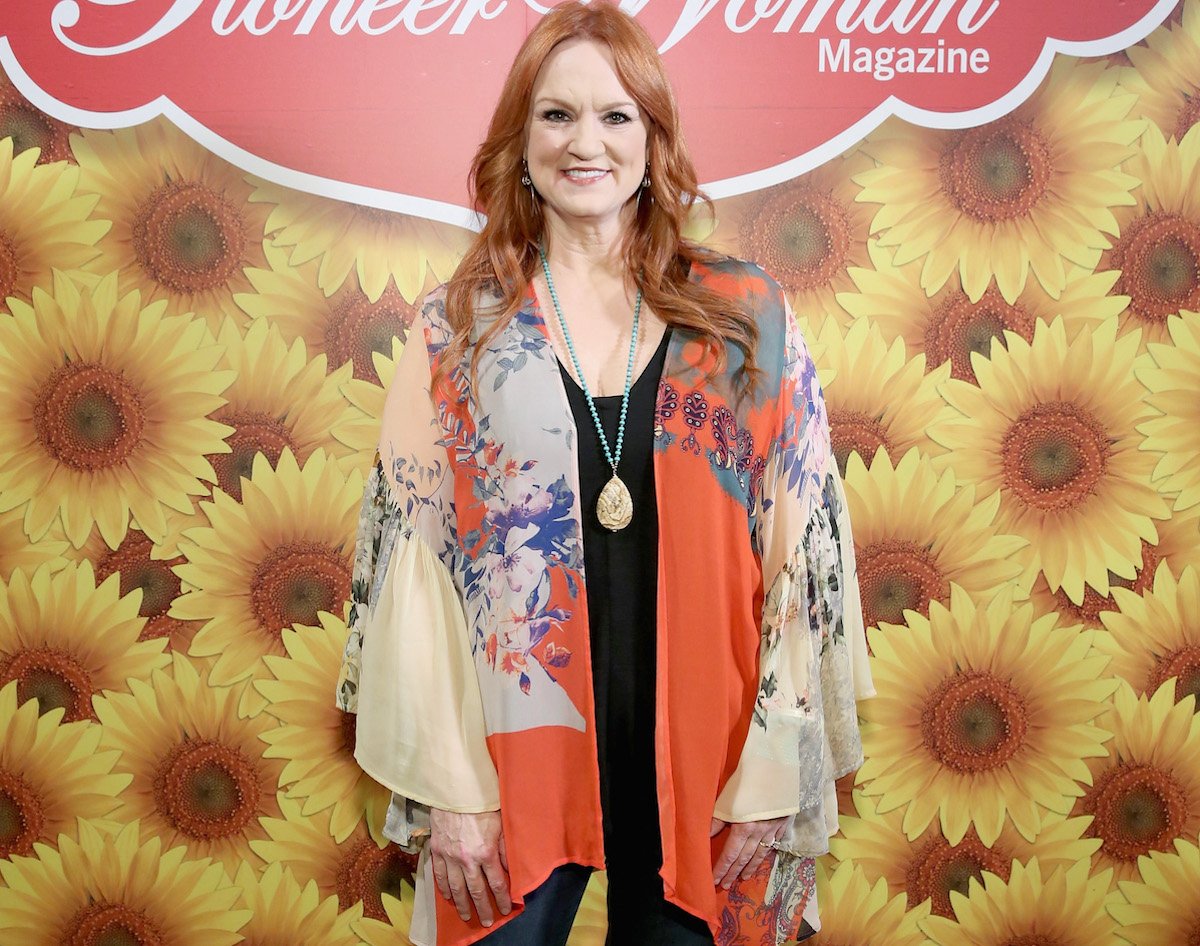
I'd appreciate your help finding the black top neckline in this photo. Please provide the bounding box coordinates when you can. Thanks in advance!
[556,328,672,405]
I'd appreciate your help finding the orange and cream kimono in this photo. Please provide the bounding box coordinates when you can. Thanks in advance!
[336,257,874,946]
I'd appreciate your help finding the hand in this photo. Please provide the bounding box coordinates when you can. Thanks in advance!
[710,815,789,889]
[429,808,512,927]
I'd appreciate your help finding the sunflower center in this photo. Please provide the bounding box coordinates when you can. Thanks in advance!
[96,532,181,620]
[335,839,419,920]
[0,647,94,721]
[1176,91,1200,143]
[250,541,351,639]
[1147,647,1200,710]
[741,186,852,293]
[939,119,1052,221]
[33,362,147,472]
[153,739,261,840]
[131,180,246,293]
[855,539,947,627]
[925,288,1036,383]
[1001,401,1109,511]
[1080,761,1188,861]
[826,409,891,476]
[325,288,415,381]
[906,832,1011,918]
[1002,937,1060,946]
[0,230,18,303]
[340,709,358,755]
[62,903,164,946]
[922,670,1028,772]
[0,101,57,157]
[0,768,45,858]
[1108,213,1200,326]
[209,409,300,502]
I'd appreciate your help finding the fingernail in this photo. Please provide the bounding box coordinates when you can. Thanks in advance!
[722,882,731,890]
[483,921,493,928]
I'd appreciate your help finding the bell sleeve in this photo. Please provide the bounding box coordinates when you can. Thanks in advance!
[713,294,874,857]
[335,302,499,851]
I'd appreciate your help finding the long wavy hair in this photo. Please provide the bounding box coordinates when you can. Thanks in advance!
[440,0,760,392]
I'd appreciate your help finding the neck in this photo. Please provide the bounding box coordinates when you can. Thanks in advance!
[540,206,634,282]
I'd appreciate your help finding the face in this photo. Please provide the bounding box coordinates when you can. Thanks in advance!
[525,38,650,231]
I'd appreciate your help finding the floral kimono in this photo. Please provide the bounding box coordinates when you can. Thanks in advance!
[336,256,874,946]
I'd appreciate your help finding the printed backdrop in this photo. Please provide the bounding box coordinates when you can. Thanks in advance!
[1,0,1199,943]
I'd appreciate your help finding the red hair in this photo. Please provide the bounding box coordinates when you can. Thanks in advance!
[441,0,760,390]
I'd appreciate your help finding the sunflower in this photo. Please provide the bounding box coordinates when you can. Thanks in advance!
[252,794,418,920]
[815,317,950,473]
[0,135,107,313]
[93,527,199,653]
[0,560,168,721]
[255,613,391,843]
[1095,563,1200,707]
[1098,125,1200,347]
[0,71,76,164]
[92,652,285,871]
[930,317,1169,604]
[920,859,1122,946]
[1138,310,1200,510]
[840,448,1026,631]
[354,891,417,944]
[1108,836,1200,946]
[856,59,1142,303]
[809,860,929,946]
[858,586,1116,847]
[249,178,471,302]
[837,240,1129,383]
[0,272,234,549]
[0,506,69,581]
[236,241,422,381]
[1067,679,1200,884]
[333,338,405,473]
[72,118,270,331]
[209,317,361,498]
[569,872,608,946]
[0,679,129,858]
[232,861,363,946]
[830,790,1100,918]
[172,448,361,694]
[709,149,875,327]
[0,819,250,945]
[1120,0,1200,140]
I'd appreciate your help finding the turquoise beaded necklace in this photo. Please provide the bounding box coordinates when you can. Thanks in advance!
[539,247,642,531]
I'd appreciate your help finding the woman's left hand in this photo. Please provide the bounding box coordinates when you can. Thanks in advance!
[709,816,789,889]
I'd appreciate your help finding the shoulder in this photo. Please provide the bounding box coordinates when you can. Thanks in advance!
[688,249,787,312]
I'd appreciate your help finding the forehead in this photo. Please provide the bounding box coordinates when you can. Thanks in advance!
[530,38,631,102]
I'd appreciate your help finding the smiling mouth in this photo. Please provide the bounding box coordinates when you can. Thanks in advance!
[563,169,609,181]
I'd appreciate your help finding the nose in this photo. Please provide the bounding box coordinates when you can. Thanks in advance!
[567,115,604,160]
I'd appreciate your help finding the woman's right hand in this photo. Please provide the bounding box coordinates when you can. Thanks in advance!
[429,807,512,927]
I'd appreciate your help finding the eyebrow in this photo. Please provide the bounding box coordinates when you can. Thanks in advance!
[532,96,639,112]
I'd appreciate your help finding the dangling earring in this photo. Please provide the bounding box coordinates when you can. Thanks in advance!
[642,166,651,189]
[521,159,538,210]
[637,164,651,211]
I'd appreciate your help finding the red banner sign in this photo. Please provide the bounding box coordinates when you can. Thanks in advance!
[0,0,1176,225]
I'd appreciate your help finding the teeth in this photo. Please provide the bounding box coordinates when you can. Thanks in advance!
[565,169,606,179]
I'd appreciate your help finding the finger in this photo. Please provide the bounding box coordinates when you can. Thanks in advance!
[499,833,509,873]
[446,864,474,923]
[432,852,452,902]
[740,839,773,881]
[712,829,748,886]
[482,857,513,916]
[715,829,760,889]
[464,865,495,927]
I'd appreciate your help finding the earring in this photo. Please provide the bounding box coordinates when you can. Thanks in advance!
[520,160,532,187]
[641,165,651,189]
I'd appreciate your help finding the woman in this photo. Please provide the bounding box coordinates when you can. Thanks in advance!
[336,3,874,944]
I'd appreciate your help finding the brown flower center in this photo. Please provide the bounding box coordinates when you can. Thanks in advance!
[325,286,416,381]
[739,185,852,294]
[827,409,891,476]
[1079,762,1189,862]
[33,362,146,471]
[922,670,1028,772]
[62,903,164,946]
[0,95,73,164]
[1108,212,1200,327]
[0,768,45,857]
[1176,91,1200,142]
[335,838,419,920]
[940,118,1052,222]
[906,830,1011,918]
[153,739,261,840]
[340,709,358,756]
[856,539,948,627]
[208,409,300,502]
[131,180,246,294]
[0,230,18,305]
[1050,541,1158,625]
[1147,647,1200,710]
[925,287,1036,383]
[96,532,181,620]
[250,542,351,640]
[1002,938,1060,946]
[0,647,95,720]
[1002,401,1109,512]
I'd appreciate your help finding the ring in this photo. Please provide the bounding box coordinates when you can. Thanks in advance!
[758,840,774,848]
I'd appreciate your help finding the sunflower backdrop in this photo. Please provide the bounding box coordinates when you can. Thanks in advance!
[1,1,1199,943]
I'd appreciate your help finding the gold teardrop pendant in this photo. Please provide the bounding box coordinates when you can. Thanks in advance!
[597,474,633,531]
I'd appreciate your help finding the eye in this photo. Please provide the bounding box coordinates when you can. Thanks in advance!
[540,108,571,122]
[605,110,634,125]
